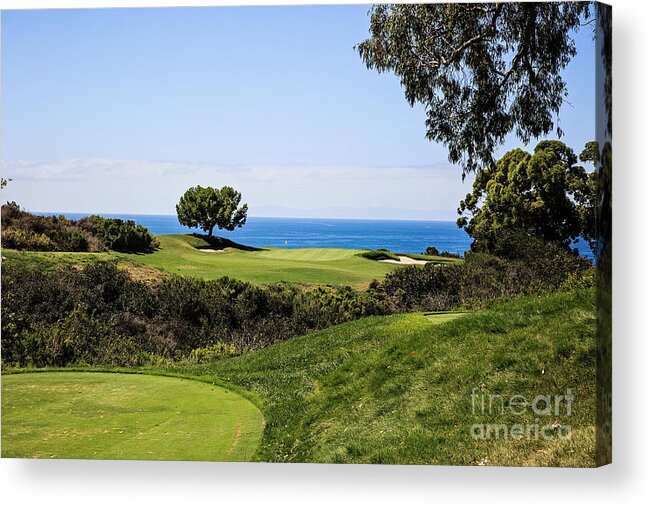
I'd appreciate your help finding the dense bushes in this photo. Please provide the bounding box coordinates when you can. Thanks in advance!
[1,262,387,367]
[1,228,56,251]
[376,263,462,311]
[1,202,158,253]
[76,215,158,252]
[378,232,593,312]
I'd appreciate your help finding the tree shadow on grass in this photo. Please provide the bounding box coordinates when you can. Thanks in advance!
[189,233,265,252]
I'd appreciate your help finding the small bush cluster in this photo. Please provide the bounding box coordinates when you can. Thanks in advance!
[1,202,158,253]
[189,342,242,364]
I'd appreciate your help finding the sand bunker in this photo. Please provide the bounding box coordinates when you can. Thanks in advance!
[378,256,428,265]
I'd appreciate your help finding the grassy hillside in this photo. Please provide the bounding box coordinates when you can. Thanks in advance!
[125,234,403,288]
[181,288,596,466]
[2,372,263,461]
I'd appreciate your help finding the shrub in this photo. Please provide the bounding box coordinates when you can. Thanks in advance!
[1,201,26,222]
[78,215,159,252]
[440,250,463,259]
[49,227,90,251]
[1,203,158,253]
[424,246,463,259]
[561,268,596,291]
[189,342,242,364]
[376,233,592,311]
[380,263,462,311]
[2,228,55,251]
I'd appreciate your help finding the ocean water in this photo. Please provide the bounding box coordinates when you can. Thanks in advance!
[39,212,593,258]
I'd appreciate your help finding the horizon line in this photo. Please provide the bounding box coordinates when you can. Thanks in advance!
[31,210,459,223]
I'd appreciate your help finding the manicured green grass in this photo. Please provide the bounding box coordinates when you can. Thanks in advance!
[178,288,596,466]
[1,372,264,461]
[2,234,459,288]
[125,234,402,288]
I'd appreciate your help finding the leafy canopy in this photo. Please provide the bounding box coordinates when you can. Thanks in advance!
[357,2,591,176]
[457,140,595,253]
[176,185,248,236]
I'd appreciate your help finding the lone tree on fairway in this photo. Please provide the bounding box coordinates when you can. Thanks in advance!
[357,2,591,177]
[176,185,248,236]
[457,140,595,253]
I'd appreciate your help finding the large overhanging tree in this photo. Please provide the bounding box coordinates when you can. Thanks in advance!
[357,2,592,177]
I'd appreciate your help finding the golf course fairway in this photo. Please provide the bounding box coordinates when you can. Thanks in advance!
[1,372,264,461]
[126,234,400,288]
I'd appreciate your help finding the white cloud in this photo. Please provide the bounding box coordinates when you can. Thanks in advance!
[0,158,471,220]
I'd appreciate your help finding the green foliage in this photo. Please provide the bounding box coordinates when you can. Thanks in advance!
[424,246,462,259]
[457,140,595,252]
[176,185,248,236]
[77,215,159,252]
[561,268,596,292]
[189,341,242,363]
[379,263,462,312]
[1,203,157,253]
[0,261,388,367]
[3,290,596,465]
[357,3,590,176]
[2,228,56,251]
[51,228,90,252]
[378,231,592,311]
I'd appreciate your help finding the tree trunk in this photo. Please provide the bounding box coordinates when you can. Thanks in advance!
[208,224,214,237]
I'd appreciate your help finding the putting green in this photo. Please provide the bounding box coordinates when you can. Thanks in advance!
[1,372,264,461]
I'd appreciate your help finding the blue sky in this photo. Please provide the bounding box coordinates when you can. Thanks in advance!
[1,5,596,219]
